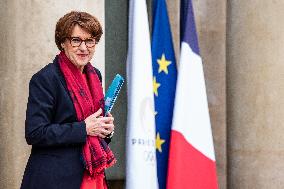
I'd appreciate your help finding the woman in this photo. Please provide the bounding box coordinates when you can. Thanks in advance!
[21,11,116,189]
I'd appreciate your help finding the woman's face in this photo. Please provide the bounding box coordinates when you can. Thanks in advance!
[61,25,96,72]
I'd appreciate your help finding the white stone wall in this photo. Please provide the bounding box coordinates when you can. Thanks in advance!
[0,1,104,188]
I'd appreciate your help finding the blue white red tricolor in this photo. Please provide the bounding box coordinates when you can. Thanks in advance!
[167,0,219,188]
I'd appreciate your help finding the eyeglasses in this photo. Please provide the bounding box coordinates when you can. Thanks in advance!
[68,37,97,48]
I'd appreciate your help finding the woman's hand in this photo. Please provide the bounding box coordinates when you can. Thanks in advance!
[105,112,115,138]
[84,108,114,138]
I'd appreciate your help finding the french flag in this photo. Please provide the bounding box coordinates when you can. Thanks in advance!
[166,0,219,188]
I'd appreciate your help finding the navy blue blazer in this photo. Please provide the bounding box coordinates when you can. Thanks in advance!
[21,57,107,189]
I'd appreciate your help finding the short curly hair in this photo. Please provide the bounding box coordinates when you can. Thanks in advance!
[55,11,103,51]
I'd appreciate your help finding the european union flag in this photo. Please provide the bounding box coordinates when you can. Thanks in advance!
[151,0,177,188]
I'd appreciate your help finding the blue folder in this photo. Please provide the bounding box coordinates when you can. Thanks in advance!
[104,74,124,115]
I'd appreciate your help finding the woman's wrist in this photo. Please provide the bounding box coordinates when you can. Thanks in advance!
[106,131,114,139]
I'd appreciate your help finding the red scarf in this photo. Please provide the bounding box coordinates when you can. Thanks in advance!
[58,52,116,188]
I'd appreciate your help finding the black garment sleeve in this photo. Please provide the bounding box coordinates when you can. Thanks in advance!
[25,73,87,147]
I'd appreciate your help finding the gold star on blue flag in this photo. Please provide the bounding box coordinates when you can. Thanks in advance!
[151,0,177,188]
[157,54,171,74]
[156,132,166,153]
